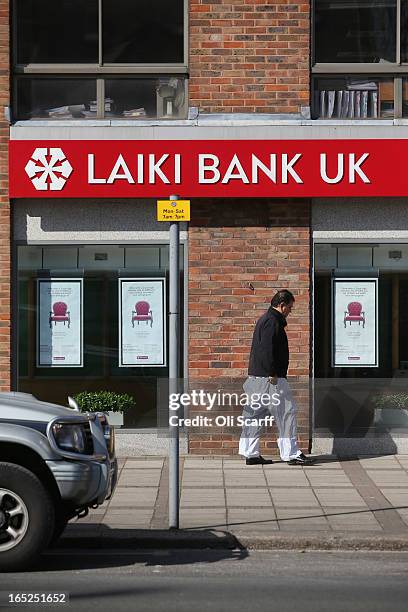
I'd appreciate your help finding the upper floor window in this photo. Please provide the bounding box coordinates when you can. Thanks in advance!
[314,0,397,64]
[15,0,185,65]
[13,1,187,120]
[312,0,408,119]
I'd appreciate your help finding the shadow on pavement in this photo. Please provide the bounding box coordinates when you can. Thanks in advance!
[36,547,247,572]
[24,529,249,572]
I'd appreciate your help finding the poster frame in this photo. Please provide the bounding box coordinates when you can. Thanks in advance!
[118,277,167,368]
[36,277,83,368]
[331,277,378,368]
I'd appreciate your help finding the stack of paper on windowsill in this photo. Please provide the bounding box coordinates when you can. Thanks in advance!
[122,108,147,118]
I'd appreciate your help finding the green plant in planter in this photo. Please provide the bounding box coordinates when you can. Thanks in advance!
[73,391,135,413]
[371,392,408,410]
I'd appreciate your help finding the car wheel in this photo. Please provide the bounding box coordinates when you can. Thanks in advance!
[0,462,55,572]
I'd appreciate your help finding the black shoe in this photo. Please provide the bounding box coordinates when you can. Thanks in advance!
[246,456,273,465]
[287,453,314,466]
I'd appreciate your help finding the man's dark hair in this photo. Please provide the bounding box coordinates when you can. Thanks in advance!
[271,289,295,307]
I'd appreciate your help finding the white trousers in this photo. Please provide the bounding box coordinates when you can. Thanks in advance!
[238,376,302,461]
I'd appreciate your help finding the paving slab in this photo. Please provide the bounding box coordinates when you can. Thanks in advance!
[262,462,292,470]
[269,488,320,508]
[108,487,158,508]
[180,489,225,508]
[313,488,367,508]
[278,518,330,531]
[396,456,408,468]
[304,462,344,470]
[305,470,353,487]
[396,509,408,526]
[359,456,402,469]
[123,459,164,469]
[275,508,329,530]
[224,471,267,487]
[228,509,279,532]
[264,470,310,487]
[182,471,224,487]
[275,507,325,520]
[180,509,227,529]
[366,470,408,487]
[118,469,162,487]
[184,459,223,469]
[379,488,408,506]
[323,507,382,532]
[103,510,154,528]
[226,489,272,508]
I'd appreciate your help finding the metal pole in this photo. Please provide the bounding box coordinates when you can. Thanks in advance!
[168,194,180,529]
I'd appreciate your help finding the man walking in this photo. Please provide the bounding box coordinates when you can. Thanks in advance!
[239,289,312,466]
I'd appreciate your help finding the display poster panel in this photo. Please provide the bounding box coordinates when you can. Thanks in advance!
[37,278,83,367]
[119,278,166,367]
[333,278,378,367]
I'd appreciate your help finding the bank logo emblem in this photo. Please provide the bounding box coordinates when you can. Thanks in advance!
[25,148,73,191]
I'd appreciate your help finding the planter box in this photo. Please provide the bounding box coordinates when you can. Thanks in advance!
[374,408,408,428]
[107,411,124,428]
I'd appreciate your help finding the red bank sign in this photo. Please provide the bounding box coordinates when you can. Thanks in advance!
[8,139,408,198]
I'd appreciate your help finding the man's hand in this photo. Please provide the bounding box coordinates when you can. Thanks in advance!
[268,376,278,386]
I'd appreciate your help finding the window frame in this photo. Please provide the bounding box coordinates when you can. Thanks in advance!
[12,0,189,72]
[311,0,408,118]
[12,0,189,120]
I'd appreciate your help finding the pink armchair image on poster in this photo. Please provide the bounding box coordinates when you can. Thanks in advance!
[344,302,365,328]
[132,301,153,327]
[49,302,70,328]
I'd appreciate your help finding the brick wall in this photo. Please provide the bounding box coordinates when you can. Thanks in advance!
[189,0,310,113]
[188,199,311,454]
[0,0,10,390]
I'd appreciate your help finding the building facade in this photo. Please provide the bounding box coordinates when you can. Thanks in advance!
[3,1,408,455]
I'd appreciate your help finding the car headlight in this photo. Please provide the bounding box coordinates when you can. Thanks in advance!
[51,422,88,454]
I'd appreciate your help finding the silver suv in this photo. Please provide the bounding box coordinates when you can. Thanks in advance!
[0,392,118,571]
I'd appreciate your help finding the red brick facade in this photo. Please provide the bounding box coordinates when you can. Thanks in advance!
[3,3,313,453]
[189,0,310,113]
[0,0,10,390]
[188,199,311,454]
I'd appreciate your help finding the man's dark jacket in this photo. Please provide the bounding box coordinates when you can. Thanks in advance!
[248,307,289,378]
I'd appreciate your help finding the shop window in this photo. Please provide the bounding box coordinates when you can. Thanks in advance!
[314,243,408,433]
[125,247,161,269]
[337,246,373,268]
[13,1,188,121]
[78,246,125,270]
[43,248,79,270]
[16,244,185,429]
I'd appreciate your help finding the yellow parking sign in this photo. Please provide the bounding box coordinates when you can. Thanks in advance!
[157,200,190,222]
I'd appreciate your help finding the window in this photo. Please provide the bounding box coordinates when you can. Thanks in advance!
[13,0,188,120]
[312,0,408,119]
[17,244,186,429]
[103,0,184,64]
[314,243,408,432]
[314,0,397,64]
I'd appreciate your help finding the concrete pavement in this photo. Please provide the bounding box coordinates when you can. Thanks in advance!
[61,454,408,550]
